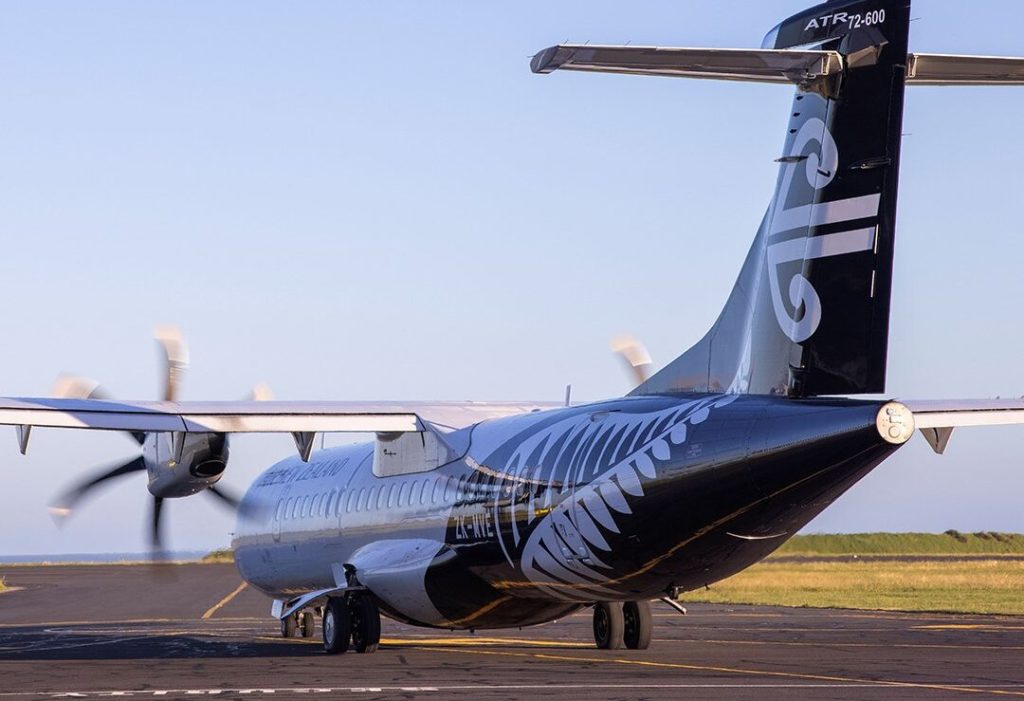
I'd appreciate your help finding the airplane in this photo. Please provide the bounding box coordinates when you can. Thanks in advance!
[4,0,1024,654]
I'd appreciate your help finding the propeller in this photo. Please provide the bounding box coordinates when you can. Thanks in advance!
[610,334,653,386]
[48,326,254,557]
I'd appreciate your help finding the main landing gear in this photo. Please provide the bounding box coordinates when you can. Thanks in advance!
[321,593,381,655]
[280,594,382,655]
[592,601,652,650]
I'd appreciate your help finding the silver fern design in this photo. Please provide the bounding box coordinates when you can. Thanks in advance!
[490,394,737,601]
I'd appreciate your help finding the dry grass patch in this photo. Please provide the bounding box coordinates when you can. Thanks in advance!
[202,549,234,563]
[685,560,1024,615]
[778,532,1024,556]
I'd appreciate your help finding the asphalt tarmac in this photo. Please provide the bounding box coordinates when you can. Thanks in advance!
[1,563,1023,699]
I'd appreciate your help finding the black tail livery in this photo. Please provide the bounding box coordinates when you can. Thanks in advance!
[532,0,1024,398]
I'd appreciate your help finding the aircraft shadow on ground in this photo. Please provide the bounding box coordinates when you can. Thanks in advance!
[0,625,594,660]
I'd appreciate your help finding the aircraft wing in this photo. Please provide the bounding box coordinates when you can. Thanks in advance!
[903,399,1024,454]
[0,397,560,437]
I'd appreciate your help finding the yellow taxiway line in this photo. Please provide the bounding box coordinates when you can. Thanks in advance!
[201,582,248,620]
[416,645,1024,698]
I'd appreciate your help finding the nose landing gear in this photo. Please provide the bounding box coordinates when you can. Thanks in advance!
[592,601,652,650]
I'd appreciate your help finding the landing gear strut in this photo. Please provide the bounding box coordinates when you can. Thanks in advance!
[593,601,652,649]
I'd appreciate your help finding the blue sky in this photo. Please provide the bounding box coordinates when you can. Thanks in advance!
[1,1,1023,555]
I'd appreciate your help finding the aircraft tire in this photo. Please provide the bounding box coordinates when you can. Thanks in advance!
[593,602,624,649]
[280,614,297,639]
[622,600,652,650]
[322,597,351,654]
[300,610,316,638]
[350,595,381,654]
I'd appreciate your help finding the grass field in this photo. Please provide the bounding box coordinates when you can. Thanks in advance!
[684,559,1024,615]
[776,531,1024,556]
[202,549,234,563]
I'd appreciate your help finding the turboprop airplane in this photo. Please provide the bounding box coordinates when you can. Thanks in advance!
[4,0,1024,654]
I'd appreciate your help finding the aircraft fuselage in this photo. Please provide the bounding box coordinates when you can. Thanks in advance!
[233,393,906,629]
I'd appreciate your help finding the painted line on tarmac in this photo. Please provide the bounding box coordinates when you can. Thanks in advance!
[417,645,1024,698]
[690,637,1024,652]
[915,624,1024,631]
[201,581,248,620]
[382,636,592,648]
[5,685,1024,698]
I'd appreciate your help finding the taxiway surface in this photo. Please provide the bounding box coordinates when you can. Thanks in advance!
[1,563,1023,699]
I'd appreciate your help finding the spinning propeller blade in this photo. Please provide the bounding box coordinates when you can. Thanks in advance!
[47,326,251,557]
[610,335,653,386]
[155,325,189,403]
[48,456,147,525]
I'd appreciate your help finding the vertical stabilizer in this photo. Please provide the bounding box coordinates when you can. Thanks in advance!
[633,0,911,397]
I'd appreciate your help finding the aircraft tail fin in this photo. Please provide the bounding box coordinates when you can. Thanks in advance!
[631,0,912,396]
[534,0,1024,397]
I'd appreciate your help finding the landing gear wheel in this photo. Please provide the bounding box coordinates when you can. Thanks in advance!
[322,597,351,654]
[300,610,316,638]
[592,602,624,650]
[280,614,297,638]
[349,595,381,654]
[622,600,652,650]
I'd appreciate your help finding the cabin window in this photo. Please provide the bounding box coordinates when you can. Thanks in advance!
[274,499,283,521]
[397,481,409,507]
[443,477,454,502]
[357,488,367,512]
[431,478,442,504]
[346,489,356,513]
[368,487,377,511]
[289,497,298,520]
[386,484,396,508]
[376,486,387,510]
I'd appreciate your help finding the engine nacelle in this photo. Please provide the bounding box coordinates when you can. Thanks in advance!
[143,432,230,498]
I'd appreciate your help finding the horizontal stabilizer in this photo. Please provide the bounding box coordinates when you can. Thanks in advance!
[905,399,1024,429]
[902,399,1024,455]
[530,45,843,86]
[907,53,1024,85]
[532,45,1024,89]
